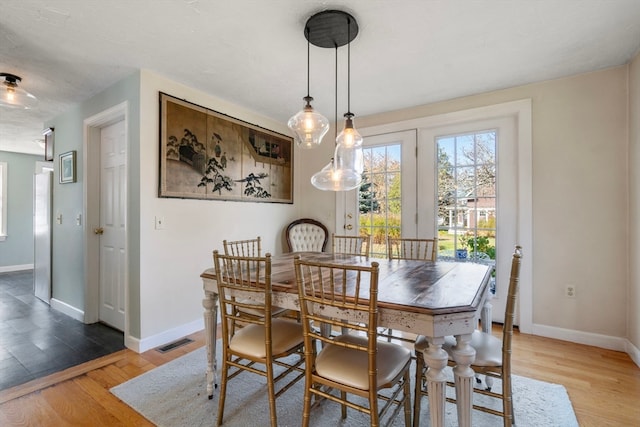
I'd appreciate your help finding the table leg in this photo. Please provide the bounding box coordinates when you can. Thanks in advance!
[451,333,476,427]
[202,290,218,399]
[480,298,494,390]
[481,298,492,333]
[422,336,447,427]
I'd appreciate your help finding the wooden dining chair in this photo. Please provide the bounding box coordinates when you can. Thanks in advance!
[413,245,522,427]
[381,237,438,343]
[223,236,290,328]
[223,236,262,257]
[332,233,371,256]
[387,237,438,261]
[212,250,305,427]
[286,218,329,252]
[293,256,412,427]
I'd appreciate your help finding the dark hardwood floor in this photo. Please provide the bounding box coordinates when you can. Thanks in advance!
[0,270,125,390]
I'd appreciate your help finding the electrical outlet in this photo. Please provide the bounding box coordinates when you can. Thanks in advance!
[565,285,576,298]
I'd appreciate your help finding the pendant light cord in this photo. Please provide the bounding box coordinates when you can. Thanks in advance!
[306,32,311,98]
[335,46,338,141]
[347,16,351,115]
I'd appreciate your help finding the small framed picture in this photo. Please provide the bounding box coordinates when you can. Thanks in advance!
[43,127,54,161]
[59,150,77,184]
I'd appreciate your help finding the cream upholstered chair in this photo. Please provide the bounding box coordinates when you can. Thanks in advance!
[413,245,522,427]
[388,237,438,261]
[332,233,371,256]
[213,250,305,427]
[293,255,412,427]
[223,236,262,257]
[286,218,328,252]
[381,237,438,342]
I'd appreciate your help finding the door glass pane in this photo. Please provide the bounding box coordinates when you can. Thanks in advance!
[359,143,402,257]
[437,130,497,274]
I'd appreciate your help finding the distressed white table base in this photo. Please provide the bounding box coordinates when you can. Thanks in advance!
[202,291,218,398]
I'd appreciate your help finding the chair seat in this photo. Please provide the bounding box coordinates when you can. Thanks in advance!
[316,334,411,390]
[230,318,304,358]
[415,331,503,367]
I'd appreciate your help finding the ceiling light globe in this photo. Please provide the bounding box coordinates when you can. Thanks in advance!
[0,74,38,110]
[335,115,362,148]
[288,97,329,149]
[311,160,361,192]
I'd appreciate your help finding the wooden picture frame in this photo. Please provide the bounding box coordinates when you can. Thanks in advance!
[43,127,54,161]
[159,92,293,203]
[59,150,76,184]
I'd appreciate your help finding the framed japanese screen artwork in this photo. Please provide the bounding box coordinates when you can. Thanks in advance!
[159,92,293,203]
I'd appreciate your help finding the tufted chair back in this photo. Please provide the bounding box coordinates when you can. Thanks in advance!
[286,218,329,252]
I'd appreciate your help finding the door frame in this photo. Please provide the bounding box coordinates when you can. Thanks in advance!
[82,102,129,333]
[357,99,533,333]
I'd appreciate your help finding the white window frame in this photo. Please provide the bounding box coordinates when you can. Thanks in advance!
[0,162,7,241]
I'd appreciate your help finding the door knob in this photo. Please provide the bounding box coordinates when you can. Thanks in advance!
[345,224,353,230]
[94,227,104,235]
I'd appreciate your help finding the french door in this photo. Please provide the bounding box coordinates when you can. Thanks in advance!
[340,115,520,323]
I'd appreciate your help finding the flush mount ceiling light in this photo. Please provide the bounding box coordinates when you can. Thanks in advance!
[294,10,364,192]
[0,73,38,109]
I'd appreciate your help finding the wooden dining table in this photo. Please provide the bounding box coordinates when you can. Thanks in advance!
[200,252,494,427]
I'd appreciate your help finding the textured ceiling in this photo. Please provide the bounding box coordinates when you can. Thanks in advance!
[1,0,640,156]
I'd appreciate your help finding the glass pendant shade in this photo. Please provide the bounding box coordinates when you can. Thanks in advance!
[0,74,37,109]
[335,143,364,175]
[287,96,329,148]
[311,143,363,191]
[335,114,363,148]
[311,158,362,191]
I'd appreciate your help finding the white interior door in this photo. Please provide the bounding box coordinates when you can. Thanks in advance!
[33,171,52,303]
[98,119,127,331]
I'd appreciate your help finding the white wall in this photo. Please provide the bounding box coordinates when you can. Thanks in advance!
[629,52,640,363]
[135,70,308,349]
[357,66,631,348]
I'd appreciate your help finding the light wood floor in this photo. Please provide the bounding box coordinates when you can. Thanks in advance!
[1,326,639,426]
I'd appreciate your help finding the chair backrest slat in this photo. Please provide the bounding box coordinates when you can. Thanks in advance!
[223,237,262,257]
[213,250,272,336]
[332,234,371,257]
[387,237,437,261]
[294,256,379,356]
[502,245,522,369]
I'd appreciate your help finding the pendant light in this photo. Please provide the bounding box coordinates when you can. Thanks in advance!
[0,73,37,109]
[287,30,329,148]
[302,10,364,192]
[335,34,363,150]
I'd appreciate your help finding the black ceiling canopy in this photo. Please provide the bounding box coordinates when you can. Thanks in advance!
[304,10,358,49]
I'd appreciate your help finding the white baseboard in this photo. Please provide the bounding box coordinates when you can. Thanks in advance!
[531,323,640,367]
[626,340,640,368]
[0,264,33,273]
[532,323,626,351]
[50,298,85,322]
[132,318,205,353]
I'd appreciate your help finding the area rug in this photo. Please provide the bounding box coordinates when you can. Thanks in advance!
[111,346,578,427]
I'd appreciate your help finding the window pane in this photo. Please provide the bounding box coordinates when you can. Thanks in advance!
[359,143,402,257]
[436,131,496,265]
